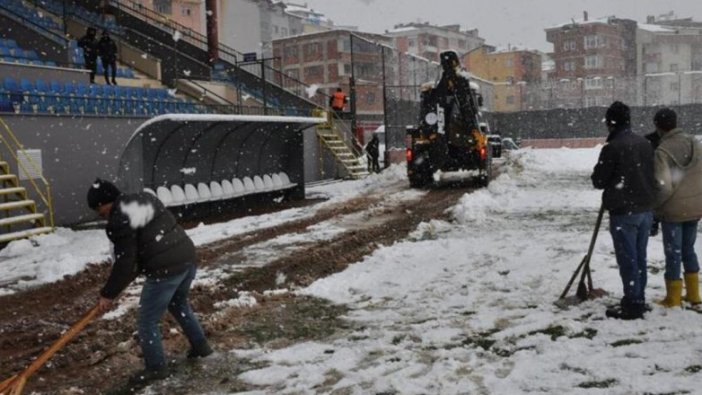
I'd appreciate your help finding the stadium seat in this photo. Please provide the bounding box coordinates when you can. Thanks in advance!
[253,175,265,191]
[209,181,223,200]
[232,178,246,195]
[183,184,199,203]
[263,174,275,190]
[197,183,211,202]
[243,177,255,193]
[156,186,173,206]
[220,179,235,198]
[170,185,186,205]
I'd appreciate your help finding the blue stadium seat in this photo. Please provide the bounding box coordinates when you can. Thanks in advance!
[45,61,57,67]
[35,79,48,93]
[3,77,18,92]
[63,82,75,95]
[49,80,61,93]
[0,48,10,57]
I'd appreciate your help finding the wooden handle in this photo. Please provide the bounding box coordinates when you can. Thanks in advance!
[0,305,101,395]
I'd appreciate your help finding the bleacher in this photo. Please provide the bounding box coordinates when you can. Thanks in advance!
[0,0,62,31]
[35,0,125,36]
[0,76,201,116]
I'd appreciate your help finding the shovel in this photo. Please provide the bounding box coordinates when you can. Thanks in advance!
[557,204,608,306]
[0,305,101,395]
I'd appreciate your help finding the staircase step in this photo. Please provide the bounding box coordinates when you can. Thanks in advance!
[0,174,17,183]
[0,213,44,227]
[0,187,26,196]
[0,200,35,211]
[0,226,53,244]
[0,161,8,171]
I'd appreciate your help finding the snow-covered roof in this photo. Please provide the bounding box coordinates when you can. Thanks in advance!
[638,23,676,33]
[547,16,615,30]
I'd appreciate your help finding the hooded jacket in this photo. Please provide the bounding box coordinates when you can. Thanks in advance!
[653,128,702,222]
[100,192,195,299]
[591,127,656,214]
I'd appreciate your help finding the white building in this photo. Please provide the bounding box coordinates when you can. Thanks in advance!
[385,22,485,61]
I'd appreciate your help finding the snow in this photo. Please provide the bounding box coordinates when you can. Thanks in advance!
[4,147,702,393]
[304,83,319,98]
[119,200,155,229]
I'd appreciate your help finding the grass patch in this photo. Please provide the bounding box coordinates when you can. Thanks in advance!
[577,379,617,389]
[685,365,702,373]
[611,339,643,347]
[571,328,598,340]
[528,325,566,341]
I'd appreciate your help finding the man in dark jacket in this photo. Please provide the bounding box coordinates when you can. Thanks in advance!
[88,179,212,385]
[97,30,118,85]
[591,101,656,320]
[77,27,98,84]
[366,133,380,173]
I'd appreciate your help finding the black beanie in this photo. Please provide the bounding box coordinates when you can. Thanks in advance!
[87,178,121,210]
[605,101,631,128]
[654,108,677,131]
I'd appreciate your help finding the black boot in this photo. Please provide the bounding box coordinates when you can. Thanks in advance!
[187,341,213,359]
[606,300,645,320]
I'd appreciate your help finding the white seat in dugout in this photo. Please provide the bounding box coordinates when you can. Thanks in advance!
[263,174,275,191]
[221,179,235,198]
[279,172,293,186]
[210,181,224,200]
[144,188,157,197]
[243,177,256,193]
[184,184,199,203]
[253,175,266,191]
[232,178,246,196]
[271,173,283,188]
[156,186,173,206]
[197,183,212,202]
[170,185,186,205]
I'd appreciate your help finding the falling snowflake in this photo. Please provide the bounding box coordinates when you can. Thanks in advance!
[305,84,319,98]
[173,30,182,42]
[183,69,191,76]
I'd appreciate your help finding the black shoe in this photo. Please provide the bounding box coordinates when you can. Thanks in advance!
[112,79,118,85]
[127,367,169,386]
[187,342,213,359]
[605,306,644,320]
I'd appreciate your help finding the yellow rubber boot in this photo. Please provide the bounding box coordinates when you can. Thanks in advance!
[658,279,683,308]
[684,272,701,305]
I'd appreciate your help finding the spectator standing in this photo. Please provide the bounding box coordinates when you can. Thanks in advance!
[98,30,118,85]
[652,108,702,308]
[87,179,213,386]
[591,101,656,320]
[366,133,380,173]
[77,27,98,84]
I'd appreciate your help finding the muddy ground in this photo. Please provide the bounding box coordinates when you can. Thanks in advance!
[0,178,480,394]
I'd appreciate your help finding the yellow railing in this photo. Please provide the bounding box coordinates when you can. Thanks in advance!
[0,117,54,229]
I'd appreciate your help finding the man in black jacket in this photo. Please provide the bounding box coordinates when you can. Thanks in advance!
[77,27,98,84]
[97,30,118,85]
[88,179,212,385]
[591,101,656,320]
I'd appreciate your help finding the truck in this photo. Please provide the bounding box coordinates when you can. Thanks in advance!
[405,50,491,188]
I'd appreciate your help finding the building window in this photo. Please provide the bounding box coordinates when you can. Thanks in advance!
[408,38,416,47]
[154,0,172,14]
[585,55,601,69]
[284,46,298,58]
[274,25,279,34]
[367,92,376,104]
[505,58,513,67]
[584,77,603,90]
[304,65,324,79]
[506,96,515,104]
[570,41,576,50]
[286,68,299,80]
[180,6,190,16]
[343,63,351,75]
[304,42,322,57]
[584,35,597,49]
[563,41,569,51]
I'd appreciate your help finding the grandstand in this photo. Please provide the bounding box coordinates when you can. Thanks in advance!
[0,0,367,243]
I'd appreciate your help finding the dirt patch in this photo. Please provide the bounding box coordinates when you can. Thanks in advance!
[0,181,474,394]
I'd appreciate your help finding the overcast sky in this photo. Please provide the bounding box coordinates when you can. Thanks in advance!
[302,0,702,52]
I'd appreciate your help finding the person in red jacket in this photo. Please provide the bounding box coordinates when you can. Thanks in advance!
[329,87,347,116]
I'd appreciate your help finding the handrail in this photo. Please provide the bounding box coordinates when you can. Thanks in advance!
[0,3,67,47]
[0,117,54,229]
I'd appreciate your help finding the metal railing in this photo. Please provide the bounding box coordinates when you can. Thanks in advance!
[0,117,54,229]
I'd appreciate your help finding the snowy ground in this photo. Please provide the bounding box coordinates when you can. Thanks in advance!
[3,147,702,394]
[232,148,702,395]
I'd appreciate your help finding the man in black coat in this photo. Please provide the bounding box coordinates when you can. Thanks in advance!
[97,30,118,85]
[77,27,98,84]
[366,133,380,173]
[88,179,212,385]
[591,101,656,320]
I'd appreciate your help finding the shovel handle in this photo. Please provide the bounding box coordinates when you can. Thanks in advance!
[0,305,101,394]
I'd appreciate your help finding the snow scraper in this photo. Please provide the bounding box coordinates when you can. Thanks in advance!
[0,305,101,395]
[557,205,608,307]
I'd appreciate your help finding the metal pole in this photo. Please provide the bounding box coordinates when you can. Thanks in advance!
[261,59,268,115]
[62,0,67,37]
[381,46,388,169]
[350,33,357,135]
[679,72,682,105]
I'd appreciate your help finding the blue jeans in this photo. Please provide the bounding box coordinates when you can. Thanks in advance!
[609,212,653,306]
[138,264,207,370]
[661,220,700,280]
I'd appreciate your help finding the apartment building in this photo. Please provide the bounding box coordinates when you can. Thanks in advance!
[385,22,484,62]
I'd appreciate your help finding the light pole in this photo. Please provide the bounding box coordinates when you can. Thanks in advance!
[349,33,357,135]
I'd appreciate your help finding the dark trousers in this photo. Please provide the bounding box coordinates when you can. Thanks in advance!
[609,211,653,308]
[85,57,97,83]
[661,220,700,280]
[102,57,117,84]
[368,154,380,173]
[137,264,207,370]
